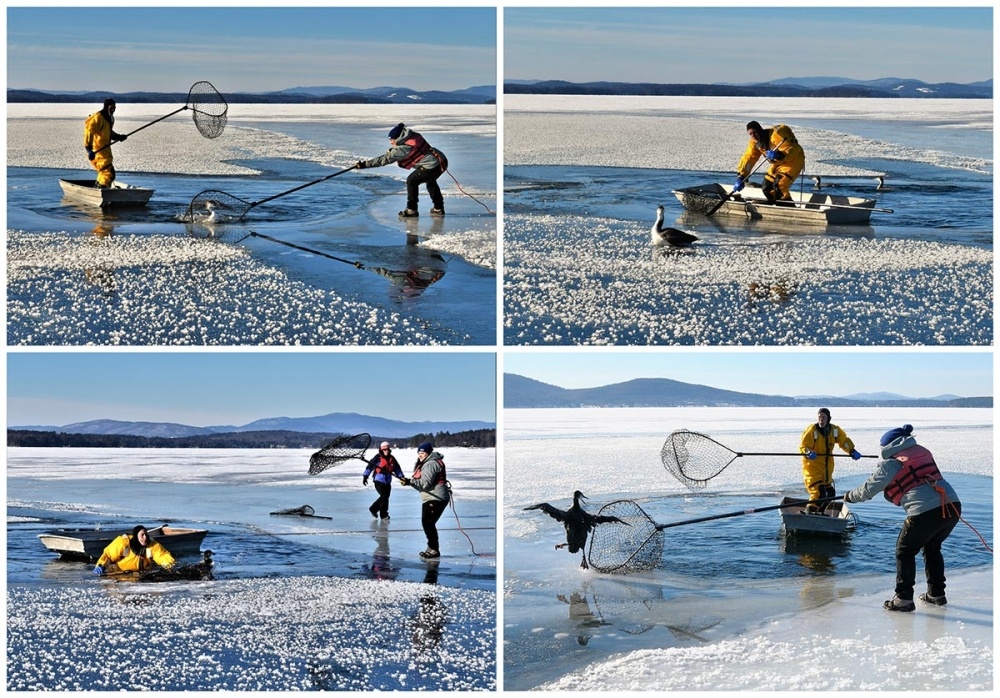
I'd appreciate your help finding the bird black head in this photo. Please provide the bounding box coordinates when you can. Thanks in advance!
[573,490,586,502]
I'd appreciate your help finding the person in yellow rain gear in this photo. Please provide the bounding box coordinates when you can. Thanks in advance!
[83,98,128,188]
[93,525,175,575]
[799,408,862,513]
[734,121,805,205]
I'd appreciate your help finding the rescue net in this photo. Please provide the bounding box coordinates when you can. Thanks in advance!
[184,190,255,227]
[309,433,372,475]
[660,430,742,491]
[270,505,316,517]
[187,81,228,139]
[587,500,664,574]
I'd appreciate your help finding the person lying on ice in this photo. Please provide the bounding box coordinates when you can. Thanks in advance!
[93,525,175,575]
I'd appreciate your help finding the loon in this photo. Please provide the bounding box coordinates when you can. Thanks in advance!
[524,491,627,569]
[651,205,698,247]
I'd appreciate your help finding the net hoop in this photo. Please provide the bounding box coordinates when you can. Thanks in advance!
[309,433,372,475]
[587,500,664,574]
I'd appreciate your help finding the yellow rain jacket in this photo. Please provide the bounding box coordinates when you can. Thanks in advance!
[96,534,176,572]
[799,422,856,501]
[83,111,118,187]
[737,124,805,200]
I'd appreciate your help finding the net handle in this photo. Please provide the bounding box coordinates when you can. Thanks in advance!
[673,430,877,460]
[249,165,359,212]
[654,495,843,531]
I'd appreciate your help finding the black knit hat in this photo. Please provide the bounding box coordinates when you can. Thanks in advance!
[389,123,405,139]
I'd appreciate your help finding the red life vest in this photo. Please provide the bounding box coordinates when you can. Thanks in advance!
[883,444,943,505]
[397,132,432,169]
[374,454,396,477]
[413,458,447,485]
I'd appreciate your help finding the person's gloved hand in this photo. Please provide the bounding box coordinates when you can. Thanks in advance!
[765,149,784,161]
[362,475,369,486]
[399,478,410,486]
[843,490,858,503]
[93,565,104,576]
[355,161,366,169]
[114,134,127,142]
[850,449,862,461]
[86,147,96,161]
[733,177,745,192]
[806,450,816,460]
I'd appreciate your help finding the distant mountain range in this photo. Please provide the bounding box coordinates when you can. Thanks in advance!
[504,374,991,409]
[505,76,991,99]
[12,411,495,439]
[7,84,496,105]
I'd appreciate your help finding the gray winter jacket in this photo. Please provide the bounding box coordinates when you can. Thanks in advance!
[361,127,445,171]
[410,451,450,504]
[845,435,960,517]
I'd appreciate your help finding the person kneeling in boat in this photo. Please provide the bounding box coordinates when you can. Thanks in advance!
[733,121,805,205]
[83,98,128,189]
[355,123,448,219]
[843,425,962,613]
[93,525,175,575]
[799,408,862,514]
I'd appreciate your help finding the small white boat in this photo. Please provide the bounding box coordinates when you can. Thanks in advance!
[59,178,154,208]
[779,497,855,536]
[673,183,884,226]
[38,524,207,561]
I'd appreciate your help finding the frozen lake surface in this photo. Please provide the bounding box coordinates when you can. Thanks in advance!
[8,447,496,690]
[7,103,497,345]
[504,407,992,690]
[504,97,992,345]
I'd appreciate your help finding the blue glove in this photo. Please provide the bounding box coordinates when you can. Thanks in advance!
[850,449,862,461]
[93,565,104,576]
[86,147,95,161]
[765,149,784,161]
[733,178,745,192]
[806,450,816,460]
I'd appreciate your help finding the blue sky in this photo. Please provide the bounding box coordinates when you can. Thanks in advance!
[8,352,496,427]
[503,351,993,399]
[505,7,992,84]
[7,7,496,92]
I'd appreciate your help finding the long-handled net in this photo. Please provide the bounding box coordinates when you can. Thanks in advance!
[308,433,372,475]
[269,504,333,520]
[94,81,227,156]
[661,430,874,491]
[588,495,843,574]
[185,165,357,223]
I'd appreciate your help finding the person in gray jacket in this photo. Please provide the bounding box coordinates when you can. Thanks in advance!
[844,424,962,612]
[356,123,448,219]
[400,441,450,559]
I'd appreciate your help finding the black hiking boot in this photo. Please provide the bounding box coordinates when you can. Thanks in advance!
[884,595,916,612]
[398,209,419,218]
[919,593,947,606]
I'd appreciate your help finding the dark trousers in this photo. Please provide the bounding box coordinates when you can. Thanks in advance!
[369,480,392,518]
[421,500,448,551]
[895,503,961,600]
[406,161,447,211]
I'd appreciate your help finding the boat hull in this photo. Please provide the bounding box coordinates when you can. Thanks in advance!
[59,178,154,208]
[673,183,876,226]
[779,497,853,536]
[38,525,207,562]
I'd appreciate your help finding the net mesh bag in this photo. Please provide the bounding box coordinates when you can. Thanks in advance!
[661,430,737,491]
[270,505,316,517]
[187,81,228,139]
[309,433,372,475]
[587,500,664,574]
[185,190,253,226]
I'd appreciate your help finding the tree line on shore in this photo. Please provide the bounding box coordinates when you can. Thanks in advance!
[7,428,496,450]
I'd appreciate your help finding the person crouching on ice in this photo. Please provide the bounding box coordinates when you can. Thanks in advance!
[843,424,962,612]
[93,525,175,575]
[83,98,128,189]
[733,120,805,205]
[356,123,448,219]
